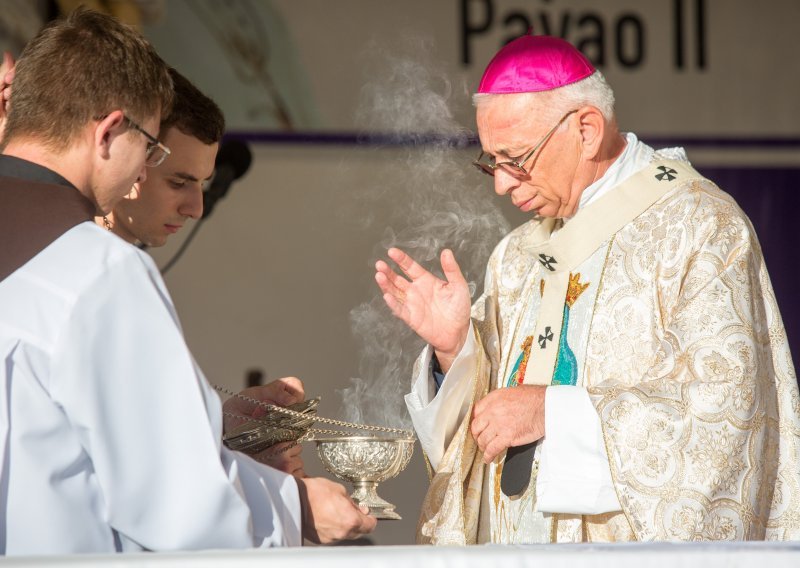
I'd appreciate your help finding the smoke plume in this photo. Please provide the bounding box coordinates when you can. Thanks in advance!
[338,35,510,430]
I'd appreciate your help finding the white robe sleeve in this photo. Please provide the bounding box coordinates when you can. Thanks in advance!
[404,322,479,471]
[535,385,621,514]
[50,251,301,550]
[220,448,302,547]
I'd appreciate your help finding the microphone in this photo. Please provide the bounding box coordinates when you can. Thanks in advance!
[202,139,253,219]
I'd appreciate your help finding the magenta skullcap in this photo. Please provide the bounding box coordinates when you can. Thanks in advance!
[477,35,595,94]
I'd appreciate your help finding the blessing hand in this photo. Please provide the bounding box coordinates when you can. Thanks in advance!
[374,247,471,371]
[470,385,547,463]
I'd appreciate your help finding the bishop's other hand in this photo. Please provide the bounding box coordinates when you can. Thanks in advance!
[375,247,471,372]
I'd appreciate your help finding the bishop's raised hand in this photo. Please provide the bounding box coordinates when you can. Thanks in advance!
[374,247,471,372]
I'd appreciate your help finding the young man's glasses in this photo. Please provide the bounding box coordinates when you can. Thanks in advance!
[125,116,171,168]
[472,109,577,179]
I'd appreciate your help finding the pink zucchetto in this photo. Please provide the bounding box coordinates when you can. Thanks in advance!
[477,35,595,94]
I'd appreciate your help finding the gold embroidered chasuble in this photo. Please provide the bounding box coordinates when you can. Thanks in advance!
[416,159,800,544]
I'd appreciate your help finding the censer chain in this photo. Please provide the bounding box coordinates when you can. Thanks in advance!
[214,384,414,438]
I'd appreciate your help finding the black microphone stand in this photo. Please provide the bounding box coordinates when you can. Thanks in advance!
[159,219,205,275]
[158,139,251,275]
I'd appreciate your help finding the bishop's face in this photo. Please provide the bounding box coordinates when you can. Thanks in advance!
[475,95,584,219]
[110,127,217,247]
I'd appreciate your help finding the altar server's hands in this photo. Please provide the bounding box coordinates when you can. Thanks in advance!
[255,440,306,478]
[297,477,377,543]
[375,247,471,372]
[223,377,307,477]
[471,384,547,463]
[223,376,305,430]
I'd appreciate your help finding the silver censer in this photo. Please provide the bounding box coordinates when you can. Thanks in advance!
[315,435,415,520]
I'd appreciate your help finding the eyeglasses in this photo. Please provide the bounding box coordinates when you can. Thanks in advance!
[124,115,171,168]
[472,109,577,178]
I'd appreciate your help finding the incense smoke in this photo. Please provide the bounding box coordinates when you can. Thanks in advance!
[338,36,510,430]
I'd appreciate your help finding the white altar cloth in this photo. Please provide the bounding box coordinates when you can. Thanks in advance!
[1,541,798,567]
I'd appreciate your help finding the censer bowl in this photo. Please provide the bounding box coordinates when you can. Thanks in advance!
[314,435,415,520]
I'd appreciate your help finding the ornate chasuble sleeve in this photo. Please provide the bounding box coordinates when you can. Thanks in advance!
[415,336,489,545]
[584,183,800,541]
[407,328,484,472]
[415,243,507,545]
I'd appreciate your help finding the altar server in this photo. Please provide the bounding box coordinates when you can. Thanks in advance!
[0,8,374,554]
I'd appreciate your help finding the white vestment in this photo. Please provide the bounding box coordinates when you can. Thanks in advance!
[0,222,302,554]
[406,136,800,543]
[408,134,655,514]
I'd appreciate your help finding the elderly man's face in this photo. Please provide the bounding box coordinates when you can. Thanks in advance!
[476,96,582,219]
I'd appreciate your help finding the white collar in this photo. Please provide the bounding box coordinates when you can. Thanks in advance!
[577,132,654,210]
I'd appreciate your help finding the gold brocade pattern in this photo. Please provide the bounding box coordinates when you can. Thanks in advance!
[584,180,800,541]
[552,511,635,542]
[416,326,488,545]
[414,175,800,543]
[583,512,636,541]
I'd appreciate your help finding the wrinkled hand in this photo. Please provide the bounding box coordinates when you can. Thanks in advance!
[0,51,15,140]
[470,385,547,463]
[297,477,377,544]
[375,247,471,371]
